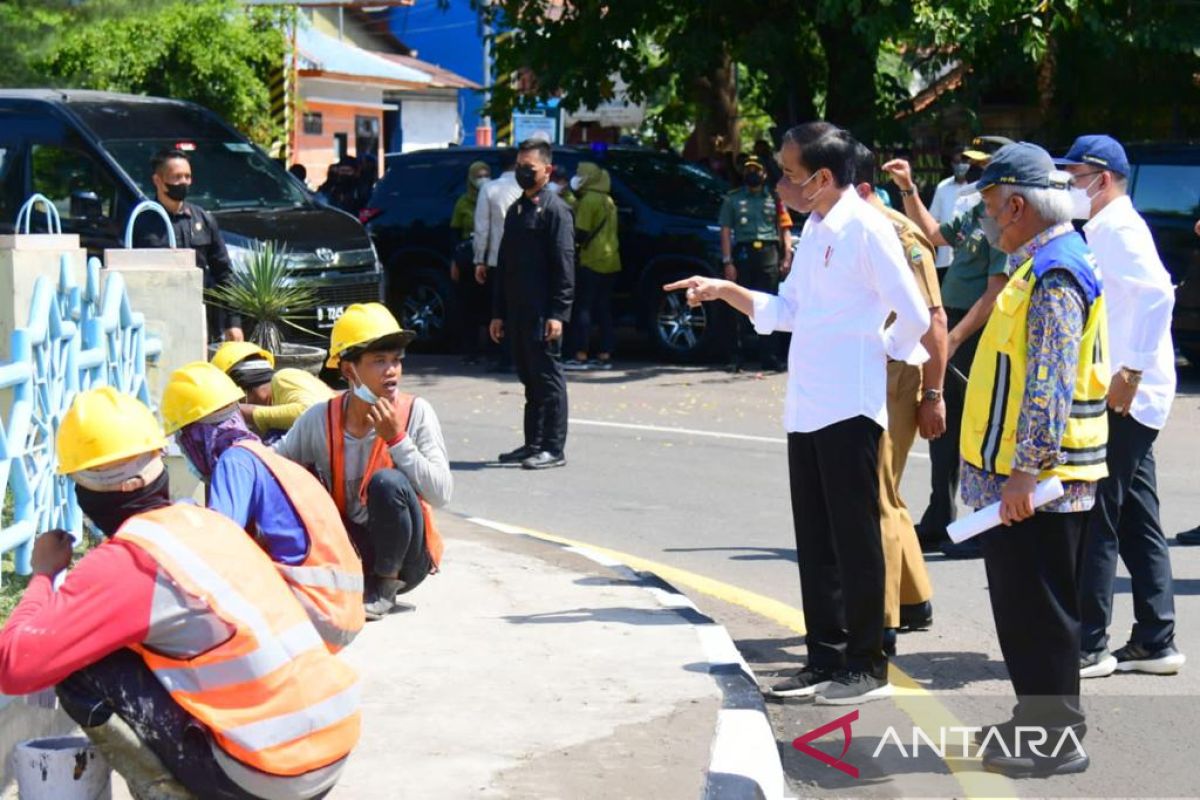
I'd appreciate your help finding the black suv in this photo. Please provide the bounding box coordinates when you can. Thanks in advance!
[364,145,732,361]
[1124,143,1200,363]
[0,90,382,341]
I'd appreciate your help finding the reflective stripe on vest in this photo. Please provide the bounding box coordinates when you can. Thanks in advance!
[961,240,1109,483]
[117,506,360,776]
[234,440,365,653]
[325,392,445,570]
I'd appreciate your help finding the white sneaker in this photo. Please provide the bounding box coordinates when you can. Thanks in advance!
[1113,642,1186,675]
[1080,650,1118,679]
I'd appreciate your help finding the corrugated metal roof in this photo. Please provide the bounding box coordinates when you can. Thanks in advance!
[297,25,430,85]
[376,53,480,90]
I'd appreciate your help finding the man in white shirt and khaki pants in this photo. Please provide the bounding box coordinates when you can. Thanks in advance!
[667,122,930,705]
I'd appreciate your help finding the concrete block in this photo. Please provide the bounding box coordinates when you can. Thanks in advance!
[0,699,77,794]
[0,244,88,359]
[103,249,206,403]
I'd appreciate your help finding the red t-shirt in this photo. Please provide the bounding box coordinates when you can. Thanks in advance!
[0,540,158,695]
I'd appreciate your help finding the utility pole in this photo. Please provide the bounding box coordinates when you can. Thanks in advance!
[478,0,494,146]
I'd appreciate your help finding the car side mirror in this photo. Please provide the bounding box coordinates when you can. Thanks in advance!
[70,190,104,219]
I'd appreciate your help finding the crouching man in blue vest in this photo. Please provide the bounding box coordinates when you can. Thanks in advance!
[960,143,1109,778]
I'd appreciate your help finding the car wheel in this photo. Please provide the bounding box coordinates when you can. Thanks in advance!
[648,274,727,362]
[391,269,457,350]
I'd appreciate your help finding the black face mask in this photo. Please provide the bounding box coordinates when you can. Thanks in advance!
[744,172,765,188]
[164,182,189,202]
[515,164,539,190]
[75,470,171,538]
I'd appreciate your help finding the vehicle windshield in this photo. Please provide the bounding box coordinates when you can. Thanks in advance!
[602,152,728,219]
[1131,163,1200,219]
[103,138,310,211]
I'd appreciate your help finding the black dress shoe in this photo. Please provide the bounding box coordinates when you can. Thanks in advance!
[883,628,897,657]
[521,451,566,470]
[1176,525,1200,545]
[983,743,1089,778]
[498,445,539,464]
[899,601,933,631]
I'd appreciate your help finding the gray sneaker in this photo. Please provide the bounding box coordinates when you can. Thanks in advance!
[764,666,835,699]
[1079,649,1117,679]
[815,671,893,706]
[1113,642,1186,675]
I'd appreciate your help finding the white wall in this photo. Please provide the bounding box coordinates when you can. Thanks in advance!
[399,97,462,152]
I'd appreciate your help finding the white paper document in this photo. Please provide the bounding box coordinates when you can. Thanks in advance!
[946,477,1066,543]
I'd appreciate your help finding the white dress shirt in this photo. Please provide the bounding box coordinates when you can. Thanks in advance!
[1084,194,1176,430]
[929,175,961,268]
[750,188,931,434]
[472,171,523,267]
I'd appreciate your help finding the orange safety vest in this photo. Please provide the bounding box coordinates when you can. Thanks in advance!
[233,440,364,652]
[116,504,360,777]
[326,392,444,571]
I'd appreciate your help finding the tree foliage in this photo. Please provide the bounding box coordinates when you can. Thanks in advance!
[478,0,1199,150]
[1,0,289,146]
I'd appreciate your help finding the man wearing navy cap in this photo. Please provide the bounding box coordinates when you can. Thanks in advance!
[960,142,1106,777]
[1056,135,1184,680]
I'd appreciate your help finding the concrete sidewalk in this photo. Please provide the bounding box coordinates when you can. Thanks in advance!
[32,515,781,800]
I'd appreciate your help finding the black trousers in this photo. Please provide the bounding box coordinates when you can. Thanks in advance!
[568,267,618,357]
[732,243,781,366]
[511,318,568,455]
[57,650,293,800]
[788,416,887,678]
[919,307,980,537]
[349,468,431,591]
[980,510,1088,738]
[1079,411,1176,654]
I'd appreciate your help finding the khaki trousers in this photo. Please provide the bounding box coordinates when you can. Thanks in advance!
[882,360,934,628]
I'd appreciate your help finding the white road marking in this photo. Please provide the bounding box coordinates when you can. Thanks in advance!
[570,417,929,458]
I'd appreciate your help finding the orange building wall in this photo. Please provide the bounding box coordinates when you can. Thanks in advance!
[292,100,384,188]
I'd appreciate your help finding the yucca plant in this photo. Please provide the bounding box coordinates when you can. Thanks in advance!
[205,241,319,354]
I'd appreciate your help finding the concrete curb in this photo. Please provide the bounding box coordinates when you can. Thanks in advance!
[466,517,785,800]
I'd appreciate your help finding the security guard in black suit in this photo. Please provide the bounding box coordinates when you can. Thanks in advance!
[719,157,790,371]
[131,148,241,342]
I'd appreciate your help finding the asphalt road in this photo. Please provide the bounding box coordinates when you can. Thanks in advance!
[405,352,1200,799]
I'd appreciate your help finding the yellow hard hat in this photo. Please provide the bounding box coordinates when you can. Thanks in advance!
[161,361,245,435]
[326,302,415,368]
[211,341,275,374]
[57,386,168,475]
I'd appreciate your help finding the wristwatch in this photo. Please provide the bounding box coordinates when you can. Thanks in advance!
[1118,366,1142,387]
[921,388,943,402]
[900,186,917,197]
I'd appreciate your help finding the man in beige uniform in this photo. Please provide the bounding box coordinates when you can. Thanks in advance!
[853,145,947,652]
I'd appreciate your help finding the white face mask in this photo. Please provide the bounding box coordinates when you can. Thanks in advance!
[472,175,489,189]
[797,170,826,204]
[1069,174,1101,220]
[546,182,563,195]
[569,175,584,192]
[952,162,970,179]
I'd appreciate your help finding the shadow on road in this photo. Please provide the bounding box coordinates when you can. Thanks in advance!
[664,545,797,563]
[501,606,697,626]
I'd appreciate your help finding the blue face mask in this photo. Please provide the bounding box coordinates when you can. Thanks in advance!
[348,366,379,405]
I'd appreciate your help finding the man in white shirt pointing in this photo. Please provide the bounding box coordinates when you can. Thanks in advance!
[1056,135,1185,679]
[666,122,930,705]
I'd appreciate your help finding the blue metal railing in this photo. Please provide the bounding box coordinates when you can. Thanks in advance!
[0,255,161,582]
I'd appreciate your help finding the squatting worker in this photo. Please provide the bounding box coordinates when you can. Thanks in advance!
[960,143,1107,778]
[132,147,243,342]
[851,143,945,654]
[0,387,359,800]
[666,122,930,706]
[490,138,575,470]
[277,303,452,619]
[882,137,1012,556]
[163,361,364,649]
[719,156,793,372]
[1056,135,1184,679]
[211,341,335,441]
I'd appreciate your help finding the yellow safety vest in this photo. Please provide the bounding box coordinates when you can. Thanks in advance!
[961,233,1110,482]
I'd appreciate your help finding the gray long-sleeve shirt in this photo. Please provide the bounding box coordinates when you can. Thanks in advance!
[275,396,452,526]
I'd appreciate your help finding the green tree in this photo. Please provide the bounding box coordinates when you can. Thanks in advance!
[3,0,289,147]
